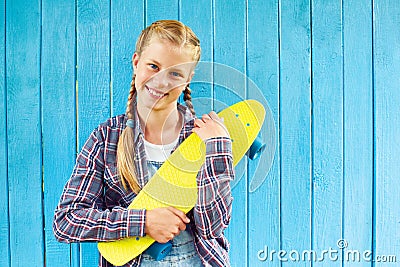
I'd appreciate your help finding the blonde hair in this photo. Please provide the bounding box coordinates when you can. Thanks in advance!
[117,20,201,193]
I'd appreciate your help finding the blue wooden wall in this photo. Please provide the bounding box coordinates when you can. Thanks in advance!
[1,0,400,266]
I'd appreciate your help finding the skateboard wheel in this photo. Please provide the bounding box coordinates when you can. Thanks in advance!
[247,136,266,160]
[144,241,173,261]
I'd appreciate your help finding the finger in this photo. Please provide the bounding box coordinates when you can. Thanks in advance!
[169,233,175,241]
[208,111,220,120]
[194,118,205,127]
[178,221,187,231]
[168,207,190,223]
[201,114,211,121]
[209,112,225,124]
[172,226,180,236]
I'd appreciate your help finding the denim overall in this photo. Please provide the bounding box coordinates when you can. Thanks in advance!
[140,161,203,267]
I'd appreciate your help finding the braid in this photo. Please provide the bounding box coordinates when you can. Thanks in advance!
[126,75,137,119]
[116,75,141,193]
[183,85,196,116]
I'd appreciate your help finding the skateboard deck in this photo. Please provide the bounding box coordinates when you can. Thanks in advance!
[98,100,266,266]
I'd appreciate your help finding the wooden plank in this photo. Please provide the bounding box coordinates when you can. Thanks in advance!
[77,0,111,265]
[111,1,144,116]
[145,0,179,26]
[343,1,373,266]
[5,0,44,265]
[0,0,10,266]
[246,0,280,266]
[279,0,312,266]
[373,0,400,265]
[180,0,213,117]
[213,1,247,265]
[311,0,343,265]
[41,1,77,266]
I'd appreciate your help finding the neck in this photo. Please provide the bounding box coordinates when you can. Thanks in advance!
[137,103,182,145]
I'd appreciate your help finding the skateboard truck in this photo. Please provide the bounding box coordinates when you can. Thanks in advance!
[98,100,266,265]
[247,135,266,160]
[144,240,173,261]
[145,137,266,261]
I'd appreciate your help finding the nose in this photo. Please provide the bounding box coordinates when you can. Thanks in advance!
[150,70,170,90]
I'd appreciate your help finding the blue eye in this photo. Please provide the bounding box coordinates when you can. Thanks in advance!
[149,64,158,70]
[171,71,182,77]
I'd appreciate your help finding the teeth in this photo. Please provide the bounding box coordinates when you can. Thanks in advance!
[147,87,164,98]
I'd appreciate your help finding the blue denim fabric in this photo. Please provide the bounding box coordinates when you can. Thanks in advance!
[140,161,203,266]
[140,229,203,266]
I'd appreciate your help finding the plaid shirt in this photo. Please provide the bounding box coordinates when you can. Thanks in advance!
[53,102,234,267]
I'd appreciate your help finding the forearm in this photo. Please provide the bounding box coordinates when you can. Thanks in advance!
[194,137,234,239]
[53,127,146,243]
[53,205,146,243]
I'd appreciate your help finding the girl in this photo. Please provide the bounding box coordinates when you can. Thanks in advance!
[53,20,234,267]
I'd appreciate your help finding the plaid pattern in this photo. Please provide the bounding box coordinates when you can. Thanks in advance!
[53,102,234,267]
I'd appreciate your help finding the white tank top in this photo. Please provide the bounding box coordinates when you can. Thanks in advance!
[143,137,179,162]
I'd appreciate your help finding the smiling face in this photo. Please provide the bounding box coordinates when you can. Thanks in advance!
[133,38,196,112]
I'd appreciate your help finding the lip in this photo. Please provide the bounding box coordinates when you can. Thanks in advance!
[145,85,167,99]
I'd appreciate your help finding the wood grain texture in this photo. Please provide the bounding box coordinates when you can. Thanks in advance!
[41,1,77,266]
[247,0,280,266]
[77,0,111,265]
[2,1,400,266]
[343,1,374,266]
[111,1,144,117]
[145,0,179,26]
[373,0,400,265]
[180,0,213,117]
[213,1,247,265]
[0,0,10,266]
[5,0,44,265]
[279,0,312,266]
[311,0,344,266]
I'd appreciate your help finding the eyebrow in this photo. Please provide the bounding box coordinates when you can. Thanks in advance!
[147,58,190,73]
[148,59,162,66]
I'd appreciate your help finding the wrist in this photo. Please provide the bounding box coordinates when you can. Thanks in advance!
[205,137,233,156]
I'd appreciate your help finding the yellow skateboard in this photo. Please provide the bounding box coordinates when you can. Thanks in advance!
[98,100,266,266]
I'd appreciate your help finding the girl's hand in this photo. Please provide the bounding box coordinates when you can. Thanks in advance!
[192,111,230,141]
[145,207,190,243]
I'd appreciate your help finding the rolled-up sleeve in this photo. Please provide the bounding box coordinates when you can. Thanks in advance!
[53,128,146,243]
[193,137,235,240]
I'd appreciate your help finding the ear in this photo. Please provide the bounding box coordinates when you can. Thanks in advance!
[132,52,140,72]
